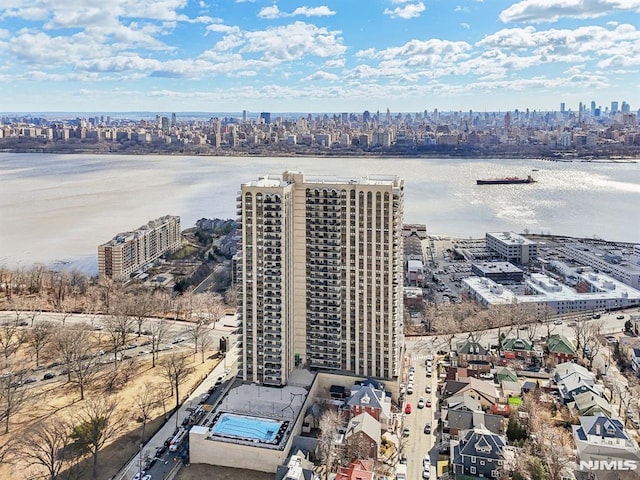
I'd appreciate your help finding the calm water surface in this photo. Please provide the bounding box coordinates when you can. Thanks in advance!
[1,153,638,274]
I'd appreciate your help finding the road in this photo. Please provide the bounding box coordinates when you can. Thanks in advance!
[400,347,438,480]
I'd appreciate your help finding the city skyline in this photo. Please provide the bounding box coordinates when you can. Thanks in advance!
[1,1,640,113]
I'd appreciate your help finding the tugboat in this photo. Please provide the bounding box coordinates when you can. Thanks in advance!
[476,175,536,185]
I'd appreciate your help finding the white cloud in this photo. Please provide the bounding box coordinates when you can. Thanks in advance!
[291,6,336,17]
[461,22,470,29]
[383,2,425,19]
[206,24,241,34]
[258,5,336,19]
[242,22,346,61]
[304,70,339,81]
[257,5,281,19]
[500,0,640,24]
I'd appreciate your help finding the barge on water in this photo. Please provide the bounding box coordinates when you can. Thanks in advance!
[476,175,536,185]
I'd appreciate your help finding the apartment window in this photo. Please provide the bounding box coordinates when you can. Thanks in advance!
[471,457,476,463]
[470,467,476,475]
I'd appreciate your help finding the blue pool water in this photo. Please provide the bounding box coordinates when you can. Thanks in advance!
[211,413,283,442]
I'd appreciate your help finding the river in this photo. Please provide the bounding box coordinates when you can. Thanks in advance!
[1,153,638,274]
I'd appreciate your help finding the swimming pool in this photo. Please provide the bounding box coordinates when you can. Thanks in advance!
[211,413,284,443]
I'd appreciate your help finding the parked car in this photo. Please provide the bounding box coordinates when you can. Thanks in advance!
[402,426,410,437]
[405,403,412,414]
[422,467,431,479]
[424,423,431,434]
[417,397,425,409]
[406,383,414,394]
[617,315,625,320]
[426,399,432,408]
[423,454,431,468]
[42,372,55,380]
[425,385,432,394]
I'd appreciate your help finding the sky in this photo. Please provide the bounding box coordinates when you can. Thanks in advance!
[1,0,639,114]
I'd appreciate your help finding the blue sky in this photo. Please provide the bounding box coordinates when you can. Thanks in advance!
[1,0,639,113]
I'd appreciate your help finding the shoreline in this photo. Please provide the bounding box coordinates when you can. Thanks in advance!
[1,145,639,163]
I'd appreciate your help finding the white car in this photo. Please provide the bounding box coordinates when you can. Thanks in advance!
[406,384,414,395]
[417,397,425,409]
[422,467,431,479]
[423,455,431,469]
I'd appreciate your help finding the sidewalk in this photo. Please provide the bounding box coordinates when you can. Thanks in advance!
[115,347,238,480]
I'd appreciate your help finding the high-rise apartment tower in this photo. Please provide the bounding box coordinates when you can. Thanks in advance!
[238,172,404,386]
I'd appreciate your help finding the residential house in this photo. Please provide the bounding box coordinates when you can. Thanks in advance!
[443,377,501,410]
[553,362,603,404]
[335,459,374,480]
[451,427,509,479]
[346,384,392,429]
[630,347,640,376]
[445,409,505,441]
[572,415,640,479]
[571,392,614,418]
[545,334,577,364]
[495,367,518,384]
[344,412,381,460]
[275,452,320,480]
[454,339,493,372]
[500,337,540,366]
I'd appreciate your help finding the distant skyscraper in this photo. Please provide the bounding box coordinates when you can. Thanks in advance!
[611,101,619,114]
[260,112,271,125]
[560,102,565,113]
[621,101,630,113]
[238,171,405,386]
[171,113,177,127]
[242,110,247,123]
[504,111,511,130]
[590,101,596,116]
[363,110,371,123]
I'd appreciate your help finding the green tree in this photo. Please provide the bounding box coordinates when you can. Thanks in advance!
[71,396,127,479]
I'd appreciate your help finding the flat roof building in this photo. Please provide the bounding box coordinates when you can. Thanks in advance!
[462,271,640,314]
[238,171,404,386]
[471,261,524,284]
[98,215,181,281]
[486,232,537,265]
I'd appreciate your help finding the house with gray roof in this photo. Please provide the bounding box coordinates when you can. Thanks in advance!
[445,409,505,441]
[275,451,319,480]
[571,392,614,418]
[454,339,493,371]
[344,412,381,460]
[451,427,508,480]
[573,415,640,479]
[346,384,391,429]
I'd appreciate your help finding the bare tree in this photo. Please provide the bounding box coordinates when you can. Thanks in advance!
[534,413,575,480]
[196,328,213,363]
[16,416,74,480]
[0,367,30,434]
[124,289,154,337]
[68,331,99,401]
[102,314,134,368]
[71,395,128,480]
[0,324,23,367]
[224,285,238,309]
[27,320,54,367]
[187,319,210,357]
[582,322,603,368]
[52,326,84,383]
[570,317,592,356]
[147,319,171,368]
[134,382,158,442]
[160,353,194,410]
[317,408,343,479]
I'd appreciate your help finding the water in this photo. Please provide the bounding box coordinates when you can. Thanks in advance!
[1,153,638,275]
[212,413,282,441]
